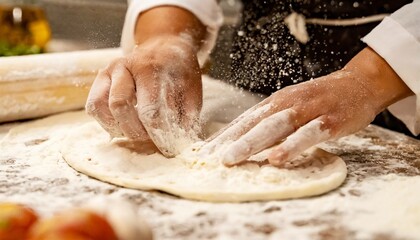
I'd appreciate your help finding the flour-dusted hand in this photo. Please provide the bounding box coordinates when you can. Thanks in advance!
[203,71,375,167]
[202,47,413,167]
[86,6,207,157]
[86,36,202,156]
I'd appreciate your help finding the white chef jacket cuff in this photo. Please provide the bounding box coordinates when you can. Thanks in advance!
[362,17,420,135]
[120,0,223,66]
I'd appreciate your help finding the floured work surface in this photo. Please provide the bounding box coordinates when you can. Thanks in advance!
[60,112,346,202]
[1,111,420,239]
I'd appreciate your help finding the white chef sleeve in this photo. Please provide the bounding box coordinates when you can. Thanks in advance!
[362,0,420,136]
[120,0,223,66]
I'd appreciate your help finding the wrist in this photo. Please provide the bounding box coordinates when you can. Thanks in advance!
[134,6,206,54]
[136,34,199,54]
[343,47,413,113]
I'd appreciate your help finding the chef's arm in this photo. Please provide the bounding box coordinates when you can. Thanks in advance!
[121,0,223,65]
[345,47,413,113]
[134,6,206,53]
[362,0,420,135]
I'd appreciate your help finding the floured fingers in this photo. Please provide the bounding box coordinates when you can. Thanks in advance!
[199,102,273,155]
[222,109,297,166]
[268,116,331,167]
[108,64,149,141]
[204,103,333,168]
[86,60,151,142]
[85,69,123,138]
[136,75,182,157]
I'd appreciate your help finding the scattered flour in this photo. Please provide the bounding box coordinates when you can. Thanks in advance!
[343,174,420,239]
[336,134,387,151]
[1,76,419,239]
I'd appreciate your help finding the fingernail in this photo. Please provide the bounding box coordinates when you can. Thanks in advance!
[222,147,238,166]
[223,140,252,166]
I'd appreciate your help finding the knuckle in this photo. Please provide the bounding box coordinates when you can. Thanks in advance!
[85,98,106,115]
[138,104,159,121]
[321,115,338,126]
[100,64,115,75]
[319,115,339,134]
[149,59,165,73]
[97,68,108,76]
[130,61,160,80]
[109,97,130,112]
[109,57,126,67]
[102,58,128,75]
[114,59,130,71]
[320,116,332,126]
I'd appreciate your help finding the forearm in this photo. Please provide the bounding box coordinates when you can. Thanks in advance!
[134,6,207,52]
[344,47,413,113]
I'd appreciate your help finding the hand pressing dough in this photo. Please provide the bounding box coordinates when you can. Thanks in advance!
[60,112,347,202]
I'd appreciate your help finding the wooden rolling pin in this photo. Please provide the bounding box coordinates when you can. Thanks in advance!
[0,48,122,122]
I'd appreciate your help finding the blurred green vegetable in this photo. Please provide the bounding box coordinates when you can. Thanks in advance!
[0,40,42,56]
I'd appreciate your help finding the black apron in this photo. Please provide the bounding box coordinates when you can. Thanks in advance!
[228,0,416,138]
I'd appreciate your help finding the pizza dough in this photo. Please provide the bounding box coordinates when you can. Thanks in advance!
[2,76,347,202]
[60,112,347,202]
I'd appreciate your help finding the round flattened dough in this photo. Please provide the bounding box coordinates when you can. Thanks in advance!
[61,117,347,202]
